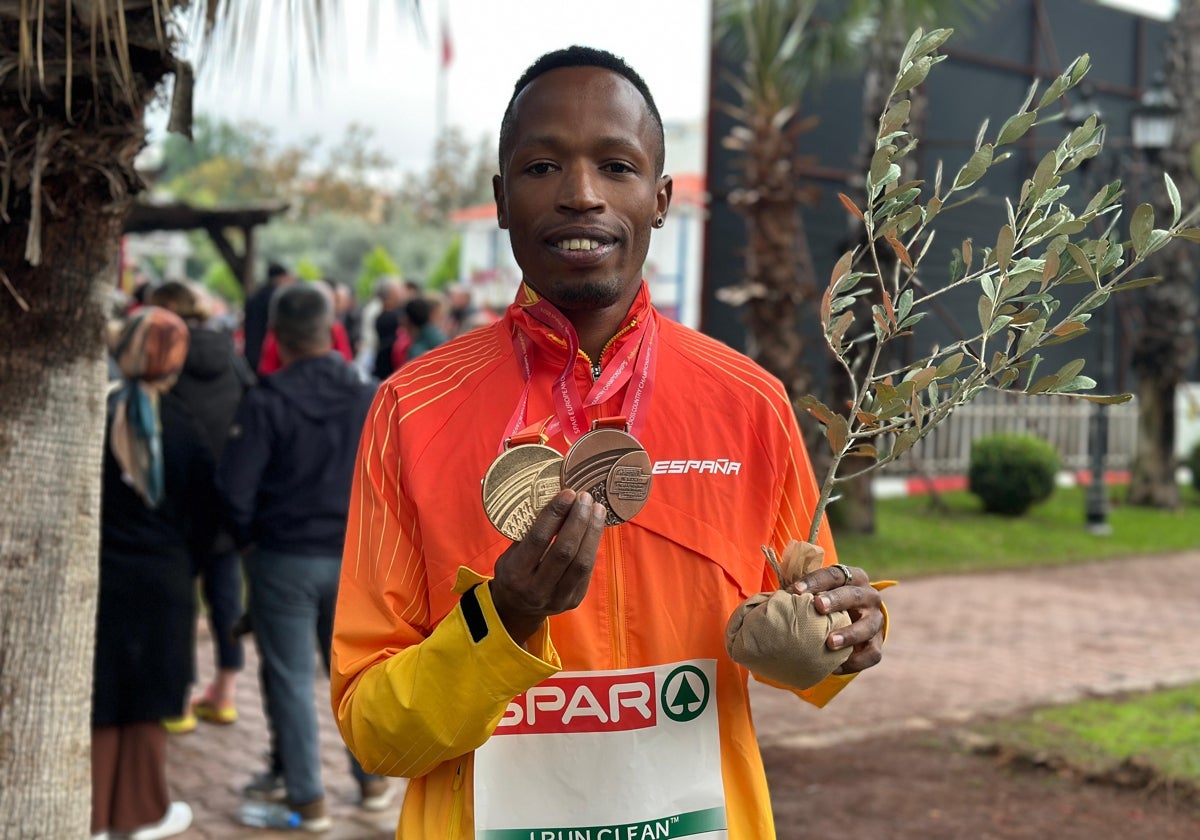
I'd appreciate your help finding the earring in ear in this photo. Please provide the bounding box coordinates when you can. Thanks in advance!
[653,216,665,228]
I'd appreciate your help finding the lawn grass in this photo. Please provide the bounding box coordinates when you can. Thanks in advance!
[972,683,1200,784]
[833,483,1200,579]
[841,482,1200,793]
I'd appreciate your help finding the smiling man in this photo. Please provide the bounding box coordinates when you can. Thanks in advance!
[331,46,886,839]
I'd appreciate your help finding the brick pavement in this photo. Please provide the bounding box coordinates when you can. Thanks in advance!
[165,551,1200,837]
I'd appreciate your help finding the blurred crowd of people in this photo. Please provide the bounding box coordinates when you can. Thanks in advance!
[92,265,496,839]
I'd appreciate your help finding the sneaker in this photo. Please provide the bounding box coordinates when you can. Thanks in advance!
[290,797,332,833]
[359,778,394,811]
[192,697,238,725]
[161,713,196,735]
[128,801,193,840]
[240,769,286,803]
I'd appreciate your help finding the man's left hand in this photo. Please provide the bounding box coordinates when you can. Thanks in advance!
[793,565,884,675]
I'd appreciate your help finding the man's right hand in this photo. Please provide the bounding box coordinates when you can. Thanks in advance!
[488,489,606,645]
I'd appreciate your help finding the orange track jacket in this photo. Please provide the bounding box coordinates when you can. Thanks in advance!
[332,284,868,838]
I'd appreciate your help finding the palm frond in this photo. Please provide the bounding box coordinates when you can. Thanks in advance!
[180,0,421,109]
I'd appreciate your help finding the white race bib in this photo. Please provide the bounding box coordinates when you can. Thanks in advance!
[474,660,728,839]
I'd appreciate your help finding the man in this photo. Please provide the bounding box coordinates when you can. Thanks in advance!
[400,296,448,362]
[445,283,478,338]
[217,284,391,832]
[242,262,293,372]
[150,280,255,727]
[331,47,886,839]
[370,278,411,381]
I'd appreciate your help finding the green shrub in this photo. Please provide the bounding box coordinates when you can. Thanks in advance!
[356,245,401,301]
[968,433,1059,516]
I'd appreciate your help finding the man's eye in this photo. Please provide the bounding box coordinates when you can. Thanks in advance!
[527,162,554,175]
[603,162,634,174]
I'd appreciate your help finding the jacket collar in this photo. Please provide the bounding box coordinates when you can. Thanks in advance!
[504,280,654,368]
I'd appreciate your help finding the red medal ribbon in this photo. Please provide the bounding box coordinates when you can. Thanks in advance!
[503,283,659,450]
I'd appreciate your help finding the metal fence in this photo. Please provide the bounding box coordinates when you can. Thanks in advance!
[879,391,1139,476]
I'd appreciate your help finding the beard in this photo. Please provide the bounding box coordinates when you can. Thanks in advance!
[538,275,628,312]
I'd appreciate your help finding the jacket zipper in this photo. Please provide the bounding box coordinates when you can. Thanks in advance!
[606,528,628,669]
[448,758,465,838]
[583,318,639,382]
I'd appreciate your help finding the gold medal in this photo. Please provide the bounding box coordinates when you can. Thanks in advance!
[482,443,563,540]
[561,426,652,526]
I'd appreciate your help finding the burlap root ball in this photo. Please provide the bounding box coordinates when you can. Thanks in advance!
[724,540,853,690]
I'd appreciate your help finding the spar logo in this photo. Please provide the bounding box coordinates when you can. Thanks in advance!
[660,665,710,722]
[495,672,657,735]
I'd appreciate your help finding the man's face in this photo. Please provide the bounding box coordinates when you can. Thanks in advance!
[494,66,671,315]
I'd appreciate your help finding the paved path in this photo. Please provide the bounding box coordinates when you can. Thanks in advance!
[165,551,1200,838]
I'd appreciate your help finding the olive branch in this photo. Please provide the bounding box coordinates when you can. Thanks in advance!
[800,28,1200,543]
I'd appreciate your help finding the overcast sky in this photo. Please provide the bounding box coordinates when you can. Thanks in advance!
[147,0,1176,178]
[155,0,712,177]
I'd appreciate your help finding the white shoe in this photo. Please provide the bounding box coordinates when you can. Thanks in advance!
[359,778,394,812]
[128,801,193,840]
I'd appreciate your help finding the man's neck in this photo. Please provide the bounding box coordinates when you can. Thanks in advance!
[279,347,330,368]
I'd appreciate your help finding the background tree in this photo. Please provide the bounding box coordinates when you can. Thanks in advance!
[147,114,471,302]
[0,4,414,836]
[160,114,273,184]
[712,0,857,402]
[1128,0,1200,509]
[396,126,496,225]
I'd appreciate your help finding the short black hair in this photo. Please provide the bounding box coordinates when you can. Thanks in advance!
[269,283,332,355]
[405,297,433,329]
[498,45,665,177]
[267,261,289,280]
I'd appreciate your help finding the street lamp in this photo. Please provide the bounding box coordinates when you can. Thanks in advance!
[1082,74,1179,535]
[1064,88,1115,535]
[1130,74,1178,163]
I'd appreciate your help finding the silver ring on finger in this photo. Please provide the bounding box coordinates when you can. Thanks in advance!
[833,563,854,587]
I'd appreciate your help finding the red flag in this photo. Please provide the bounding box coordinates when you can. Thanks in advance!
[441,16,453,68]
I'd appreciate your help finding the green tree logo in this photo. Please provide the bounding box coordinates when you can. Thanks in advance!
[661,665,710,722]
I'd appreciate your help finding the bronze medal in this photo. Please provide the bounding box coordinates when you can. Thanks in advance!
[482,444,563,540]
[561,427,651,526]
[605,449,653,523]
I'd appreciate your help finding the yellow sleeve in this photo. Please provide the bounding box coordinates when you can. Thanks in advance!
[331,386,559,778]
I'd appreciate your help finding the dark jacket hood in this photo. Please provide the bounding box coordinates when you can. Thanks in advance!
[184,327,237,382]
[263,353,375,421]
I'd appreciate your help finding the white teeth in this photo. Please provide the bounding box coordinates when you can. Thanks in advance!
[556,239,600,251]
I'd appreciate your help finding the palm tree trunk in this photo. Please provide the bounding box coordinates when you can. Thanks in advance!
[1130,374,1179,507]
[1128,0,1200,509]
[0,206,122,837]
[731,111,821,401]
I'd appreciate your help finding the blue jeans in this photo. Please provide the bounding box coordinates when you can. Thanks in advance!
[244,550,382,806]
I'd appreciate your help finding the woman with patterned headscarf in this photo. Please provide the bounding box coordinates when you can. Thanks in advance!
[92,307,219,840]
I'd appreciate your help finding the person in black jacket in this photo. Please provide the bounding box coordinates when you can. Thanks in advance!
[241,262,293,372]
[216,283,391,831]
[94,306,217,840]
[151,281,256,727]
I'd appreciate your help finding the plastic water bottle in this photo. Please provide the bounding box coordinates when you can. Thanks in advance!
[237,800,301,829]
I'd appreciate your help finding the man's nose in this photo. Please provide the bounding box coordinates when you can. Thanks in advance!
[557,164,605,213]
